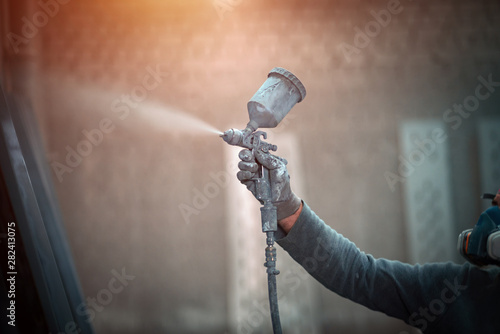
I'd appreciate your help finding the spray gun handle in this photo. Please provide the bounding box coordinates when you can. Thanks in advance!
[220,128,278,231]
[255,167,278,233]
[250,132,278,232]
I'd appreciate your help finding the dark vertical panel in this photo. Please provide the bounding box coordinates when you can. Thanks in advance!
[0,84,95,333]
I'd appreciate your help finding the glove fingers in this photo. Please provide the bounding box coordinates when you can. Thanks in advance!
[241,180,256,195]
[238,161,258,173]
[237,170,254,182]
[254,149,283,170]
[238,149,254,162]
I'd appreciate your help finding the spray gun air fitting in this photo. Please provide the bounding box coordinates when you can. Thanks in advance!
[220,67,306,334]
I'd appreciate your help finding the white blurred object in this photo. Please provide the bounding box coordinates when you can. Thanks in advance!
[399,120,455,264]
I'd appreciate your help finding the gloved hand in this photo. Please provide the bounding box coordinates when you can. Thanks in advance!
[237,149,301,220]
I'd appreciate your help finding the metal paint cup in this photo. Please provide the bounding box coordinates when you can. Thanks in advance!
[247,67,306,129]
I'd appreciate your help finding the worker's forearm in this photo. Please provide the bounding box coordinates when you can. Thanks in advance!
[278,201,303,234]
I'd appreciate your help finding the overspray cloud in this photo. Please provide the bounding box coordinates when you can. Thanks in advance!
[130,102,222,136]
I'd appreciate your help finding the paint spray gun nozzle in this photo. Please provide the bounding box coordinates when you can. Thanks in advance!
[220,121,257,146]
[220,128,244,146]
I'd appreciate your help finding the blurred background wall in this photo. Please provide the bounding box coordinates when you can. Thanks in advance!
[2,0,500,333]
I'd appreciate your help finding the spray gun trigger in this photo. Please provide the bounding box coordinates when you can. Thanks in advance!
[254,131,267,140]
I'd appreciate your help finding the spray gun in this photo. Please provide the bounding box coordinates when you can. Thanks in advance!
[221,67,306,334]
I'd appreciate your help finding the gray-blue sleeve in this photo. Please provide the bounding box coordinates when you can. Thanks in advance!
[275,202,500,333]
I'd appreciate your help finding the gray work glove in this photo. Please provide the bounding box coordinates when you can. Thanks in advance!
[237,149,301,220]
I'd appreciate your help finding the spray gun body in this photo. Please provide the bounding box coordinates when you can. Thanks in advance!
[221,127,277,153]
[220,67,306,334]
[221,126,279,233]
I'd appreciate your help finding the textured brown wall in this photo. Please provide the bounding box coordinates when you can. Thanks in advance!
[6,0,500,333]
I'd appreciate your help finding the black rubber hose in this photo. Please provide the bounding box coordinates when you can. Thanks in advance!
[266,231,282,334]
